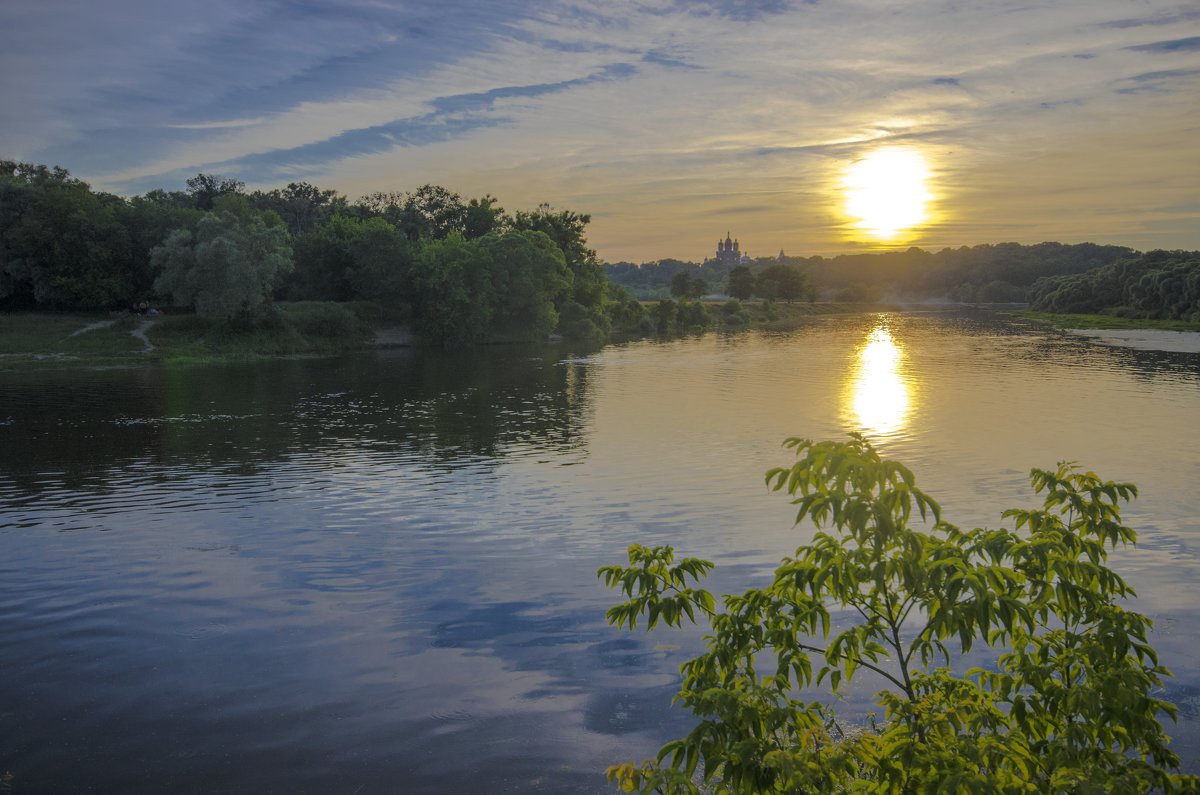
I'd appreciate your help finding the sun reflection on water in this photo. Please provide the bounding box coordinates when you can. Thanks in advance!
[846,324,911,438]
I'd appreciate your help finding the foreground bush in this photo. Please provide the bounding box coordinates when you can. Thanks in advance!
[600,436,1197,793]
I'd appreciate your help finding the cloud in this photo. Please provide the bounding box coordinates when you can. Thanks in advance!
[1125,35,1200,53]
[642,50,703,70]
[107,63,642,191]
[3,0,1198,258]
[673,0,797,22]
[1114,67,1200,94]
[1099,9,1200,29]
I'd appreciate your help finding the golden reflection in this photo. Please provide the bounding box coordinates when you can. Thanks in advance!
[846,324,910,437]
[843,148,932,239]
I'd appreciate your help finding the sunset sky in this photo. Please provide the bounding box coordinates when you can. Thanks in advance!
[3,0,1198,262]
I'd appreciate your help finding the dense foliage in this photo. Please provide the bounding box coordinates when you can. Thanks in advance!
[0,160,648,346]
[600,436,1197,793]
[1029,249,1200,321]
[152,202,292,321]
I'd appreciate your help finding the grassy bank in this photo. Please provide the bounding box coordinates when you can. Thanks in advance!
[1007,310,1200,332]
[2,300,970,369]
[0,302,391,369]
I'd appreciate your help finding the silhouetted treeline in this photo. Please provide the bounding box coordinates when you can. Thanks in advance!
[0,161,645,346]
[606,242,1137,303]
[1029,250,1200,321]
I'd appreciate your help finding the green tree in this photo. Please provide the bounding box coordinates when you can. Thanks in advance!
[837,281,881,303]
[120,194,203,303]
[399,184,467,241]
[674,299,713,332]
[605,284,648,334]
[288,214,411,303]
[478,229,572,341]
[512,204,606,309]
[758,263,810,303]
[152,209,292,321]
[250,181,346,237]
[727,266,755,300]
[344,217,412,303]
[671,271,708,300]
[409,234,494,348]
[185,173,245,211]
[600,436,1196,794]
[651,299,678,334]
[720,298,750,327]
[464,195,508,239]
[0,161,134,309]
[288,214,361,301]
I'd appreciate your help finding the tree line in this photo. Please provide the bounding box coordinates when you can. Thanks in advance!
[0,161,650,347]
[607,242,1141,303]
[1028,249,1200,321]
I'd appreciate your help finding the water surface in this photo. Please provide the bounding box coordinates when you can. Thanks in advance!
[2,311,1198,791]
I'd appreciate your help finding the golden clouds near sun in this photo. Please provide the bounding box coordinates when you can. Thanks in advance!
[843,149,932,239]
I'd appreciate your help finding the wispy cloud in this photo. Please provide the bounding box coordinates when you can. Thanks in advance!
[1125,35,1200,53]
[2,0,1198,259]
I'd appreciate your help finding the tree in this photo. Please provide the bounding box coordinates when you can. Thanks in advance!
[288,214,362,302]
[478,229,572,341]
[671,271,707,300]
[250,182,346,237]
[836,281,881,303]
[0,161,134,309]
[152,209,292,321]
[409,234,494,348]
[512,204,606,309]
[758,263,811,303]
[604,284,648,334]
[463,195,508,239]
[121,194,203,303]
[727,266,755,300]
[651,299,677,334]
[185,173,245,211]
[343,217,412,303]
[398,184,467,241]
[284,213,412,303]
[600,436,1197,794]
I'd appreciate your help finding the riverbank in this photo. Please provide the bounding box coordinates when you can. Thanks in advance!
[0,302,394,369]
[0,300,970,369]
[1005,310,1200,353]
[1007,310,1200,332]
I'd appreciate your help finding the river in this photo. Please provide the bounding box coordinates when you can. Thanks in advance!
[1,310,1198,791]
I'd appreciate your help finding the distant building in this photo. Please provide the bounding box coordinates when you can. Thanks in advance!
[712,232,750,265]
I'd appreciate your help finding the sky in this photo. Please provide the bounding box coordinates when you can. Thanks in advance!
[2,0,1199,262]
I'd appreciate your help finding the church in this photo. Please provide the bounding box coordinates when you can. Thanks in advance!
[712,232,749,265]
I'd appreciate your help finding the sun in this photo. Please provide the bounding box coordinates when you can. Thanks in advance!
[843,148,932,239]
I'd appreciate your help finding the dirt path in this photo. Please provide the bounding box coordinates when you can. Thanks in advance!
[131,319,156,352]
[69,319,116,337]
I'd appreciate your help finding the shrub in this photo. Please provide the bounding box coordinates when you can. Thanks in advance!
[601,436,1197,794]
[284,302,364,340]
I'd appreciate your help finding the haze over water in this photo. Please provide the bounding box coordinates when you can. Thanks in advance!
[2,311,1198,791]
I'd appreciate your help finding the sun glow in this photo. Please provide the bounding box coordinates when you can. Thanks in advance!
[846,324,911,438]
[843,149,932,239]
